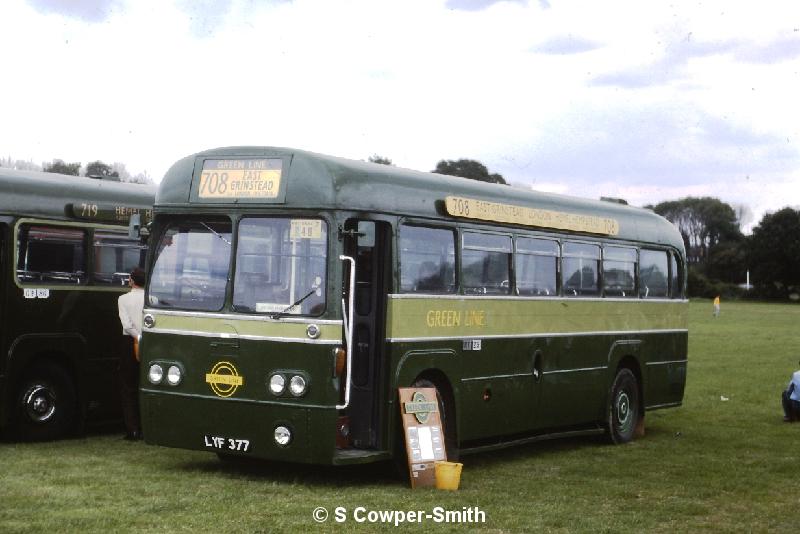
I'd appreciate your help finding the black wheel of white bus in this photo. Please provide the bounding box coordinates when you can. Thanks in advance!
[14,362,77,441]
[606,368,640,445]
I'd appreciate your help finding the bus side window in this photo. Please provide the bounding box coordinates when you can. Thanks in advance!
[562,242,600,297]
[16,224,87,285]
[670,252,682,299]
[92,230,147,286]
[639,249,668,298]
[603,246,637,298]
[515,237,558,296]
[462,232,512,295]
[399,225,456,294]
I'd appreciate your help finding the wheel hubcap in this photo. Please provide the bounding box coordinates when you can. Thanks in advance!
[23,385,57,423]
[616,391,631,427]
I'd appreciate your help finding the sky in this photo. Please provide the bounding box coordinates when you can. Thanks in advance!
[1,0,798,232]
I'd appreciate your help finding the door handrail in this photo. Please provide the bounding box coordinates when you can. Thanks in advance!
[336,254,356,410]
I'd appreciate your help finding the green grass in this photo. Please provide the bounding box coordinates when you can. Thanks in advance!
[2,300,800,533]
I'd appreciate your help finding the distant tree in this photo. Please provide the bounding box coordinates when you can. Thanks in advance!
[433,159,506,185]
[85,160,120,180]
[110,162,133,182]
[44,159,81,176]
[706,241,747,284]
[368,154,393,166]
[747,207,800,297]
[650,197,742,263]
[128,171,153,185]
[0,157,41,171]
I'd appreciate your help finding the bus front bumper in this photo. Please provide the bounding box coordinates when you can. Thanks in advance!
[140,390,340,464]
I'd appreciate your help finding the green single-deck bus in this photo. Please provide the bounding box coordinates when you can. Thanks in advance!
[140,146,687,464]
[0,168,155,440]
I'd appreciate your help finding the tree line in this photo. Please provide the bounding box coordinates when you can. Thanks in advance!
[648,198,800,300]
[0,156,152,184]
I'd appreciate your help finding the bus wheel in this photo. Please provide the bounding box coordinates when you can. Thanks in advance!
[607,368,640,445]
[13,362,77,441]
[412,378,459,461]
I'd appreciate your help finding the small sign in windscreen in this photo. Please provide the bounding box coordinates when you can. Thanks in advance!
[198,158,283,199]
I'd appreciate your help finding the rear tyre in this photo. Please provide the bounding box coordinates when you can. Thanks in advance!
[606,368,640,444]
[13,362,77,441]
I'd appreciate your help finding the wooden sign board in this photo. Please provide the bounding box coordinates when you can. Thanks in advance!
[398,387,447,488]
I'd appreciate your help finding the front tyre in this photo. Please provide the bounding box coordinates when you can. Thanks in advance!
[411,377,459,461]
[13,362,77,441]
[607,368,640,445]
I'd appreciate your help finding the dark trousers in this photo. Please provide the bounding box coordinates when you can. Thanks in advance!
[119,337,141,436]
[782,390,800,421]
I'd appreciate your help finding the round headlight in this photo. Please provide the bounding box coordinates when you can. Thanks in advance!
[274,425,292,446]
[289,375,307,397]
[148,364,164,384]
[269,374,286,395]
[166,365,182,386]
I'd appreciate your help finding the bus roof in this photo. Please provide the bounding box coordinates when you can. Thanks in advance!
[158,146,684,251]
[0,168,155,223]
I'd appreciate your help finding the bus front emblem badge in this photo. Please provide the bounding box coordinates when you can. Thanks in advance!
[403,391,438,424]
[205,361,244,398]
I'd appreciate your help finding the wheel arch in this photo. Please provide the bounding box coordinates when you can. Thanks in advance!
[606,340,644,418]
[393,349,460,454]
[4,334,86,427]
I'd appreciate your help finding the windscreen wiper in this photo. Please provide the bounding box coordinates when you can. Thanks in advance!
[199,222,231,246]
[270,288,317,320]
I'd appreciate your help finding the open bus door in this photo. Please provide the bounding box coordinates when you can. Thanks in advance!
[342,219,391,450]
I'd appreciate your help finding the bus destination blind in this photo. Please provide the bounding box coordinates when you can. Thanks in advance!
[198,159,283,199]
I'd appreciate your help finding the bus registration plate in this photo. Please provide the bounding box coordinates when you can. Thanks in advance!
[203,435,251,453]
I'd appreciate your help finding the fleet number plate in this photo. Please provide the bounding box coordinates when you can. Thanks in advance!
[204,435,251,452]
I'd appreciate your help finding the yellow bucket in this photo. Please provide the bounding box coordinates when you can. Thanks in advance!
[434,461,463,490]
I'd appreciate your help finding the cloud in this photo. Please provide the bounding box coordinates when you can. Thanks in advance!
[736,36,800,64]
[592,39,731,88]
[445,0,525,12]
[532,35,600,55]
[491,102,798,190]
[593,35,800,88]
[176,0,234,38]
[26,0,123,22]
[171,0,292,38]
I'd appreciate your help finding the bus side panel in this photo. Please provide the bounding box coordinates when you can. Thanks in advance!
[644,331,688,409]
[537,335,611,429]
[391,340,539,444]
[456,337,539,441]
[4,286,126,425]
[74,290,127,421]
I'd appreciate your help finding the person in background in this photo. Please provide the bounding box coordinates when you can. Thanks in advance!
[118,267,145,440]
[713,295,721,317]
[782,362,800,422]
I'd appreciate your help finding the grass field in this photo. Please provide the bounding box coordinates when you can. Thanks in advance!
[2,300,799,533]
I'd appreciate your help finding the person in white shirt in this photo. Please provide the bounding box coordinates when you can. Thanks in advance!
[782,363,800,422]
[118,267,145,440]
